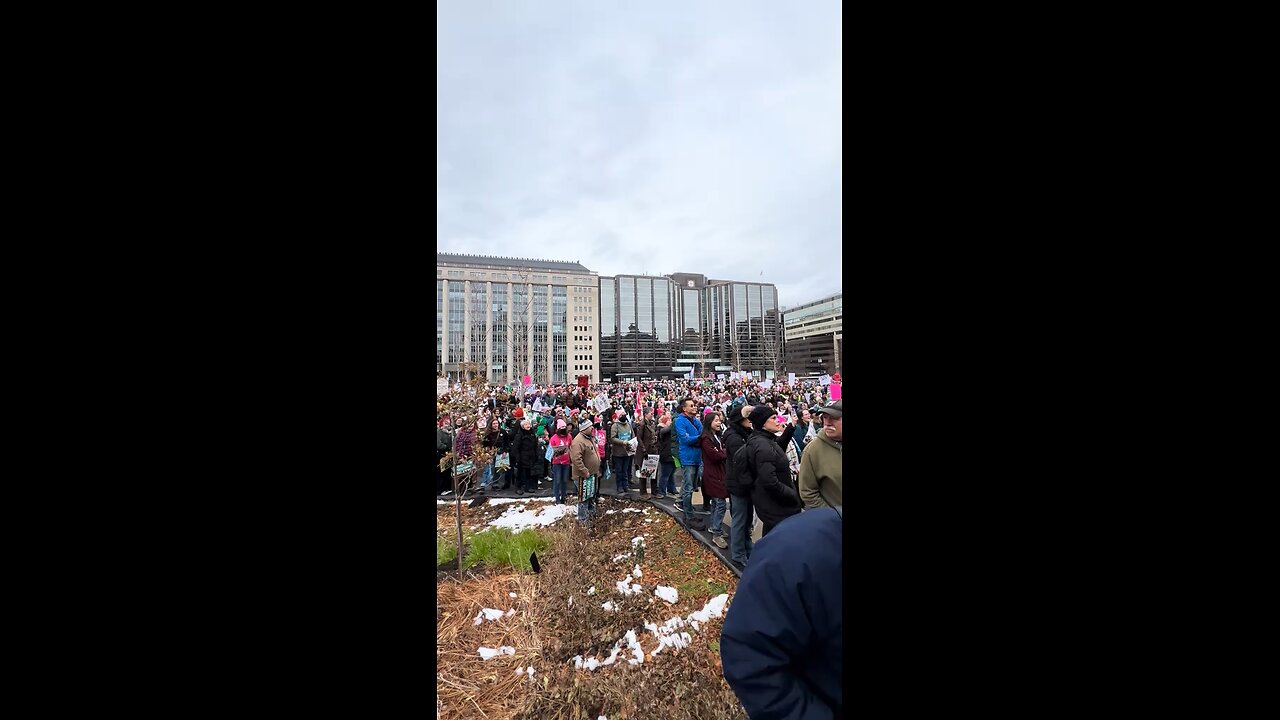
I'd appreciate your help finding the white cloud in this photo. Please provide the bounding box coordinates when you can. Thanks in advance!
[438,1,842,308]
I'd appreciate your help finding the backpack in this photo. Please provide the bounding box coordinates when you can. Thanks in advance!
[730,439,755,488]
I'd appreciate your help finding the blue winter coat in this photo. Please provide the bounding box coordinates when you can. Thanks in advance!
[720,508,842,720]
[674,413,703,466]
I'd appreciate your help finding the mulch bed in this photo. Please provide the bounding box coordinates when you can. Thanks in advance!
[436,497,746,720]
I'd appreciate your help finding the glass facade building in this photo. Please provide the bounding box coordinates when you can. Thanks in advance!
[599,272,781,381]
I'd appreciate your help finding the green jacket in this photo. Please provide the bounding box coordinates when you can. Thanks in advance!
[797,431,841,510]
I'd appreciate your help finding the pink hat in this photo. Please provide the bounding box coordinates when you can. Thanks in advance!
[556,419,566,430]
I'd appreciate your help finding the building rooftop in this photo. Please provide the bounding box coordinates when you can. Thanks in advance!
[437,252,591,273]
[780,292,842,314]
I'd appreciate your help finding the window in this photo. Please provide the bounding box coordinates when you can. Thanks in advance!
[448,271,463,278]
[470,272,486,279]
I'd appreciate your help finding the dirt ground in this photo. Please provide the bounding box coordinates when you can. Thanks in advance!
[436,495,746,720]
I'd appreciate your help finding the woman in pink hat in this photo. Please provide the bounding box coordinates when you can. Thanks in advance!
[549,418,573,504]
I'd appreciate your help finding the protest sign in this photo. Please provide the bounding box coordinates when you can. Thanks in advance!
[637,454,659,480]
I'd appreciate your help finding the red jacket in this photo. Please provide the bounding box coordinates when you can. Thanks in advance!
[699,433,729,499]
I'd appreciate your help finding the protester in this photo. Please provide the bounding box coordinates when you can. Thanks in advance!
[724,402,755,565]
[593,414,607,472]
[609,409,637,493]
[745,406,802,536]
[656,413,676,499]
[454,418,476,492]
[798,400,842,510]
[497,414,519,490]
[480,419,501,489]
[436,418,454,496]
[635,407,658,495]
[675,397,705,522]
[549,418,573,504]
[570,418,602,523]
[513,418,539,495]
[720,506,843,719]
[698,411,730,549]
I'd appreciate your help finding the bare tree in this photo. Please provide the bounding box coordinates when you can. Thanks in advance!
[760,320,784,379]
[506,271,536,391]
[696,329,713,379]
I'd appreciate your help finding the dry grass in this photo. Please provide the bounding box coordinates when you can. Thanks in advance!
[436,497,746,720]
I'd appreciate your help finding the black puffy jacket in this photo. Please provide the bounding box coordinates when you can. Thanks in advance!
[513,426,539,468]
[746,429,803,528]
[657,423,675,463]
[724,423,753,496]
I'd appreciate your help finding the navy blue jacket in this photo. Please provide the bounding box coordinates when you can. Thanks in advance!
[720,508,842,720]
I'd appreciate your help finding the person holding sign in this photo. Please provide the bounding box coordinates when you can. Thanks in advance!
[570,418,601,523]
[549,419,573,504]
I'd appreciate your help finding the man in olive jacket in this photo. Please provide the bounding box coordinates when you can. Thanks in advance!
[798,400,842,510]
[570,418,602,522]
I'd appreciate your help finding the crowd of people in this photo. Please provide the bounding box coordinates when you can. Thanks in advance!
[435,374,844,718]
[436,376,842,558]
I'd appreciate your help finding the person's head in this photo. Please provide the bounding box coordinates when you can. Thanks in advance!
[707,412,725,434]
[658,413,671,427]
[800,407,812,424]
[817,400,842,441]
[749,405,780,433]
[521,419,532,431]
[579,418,594,435]
[617,411,628,424]
[556,419,568,435]
[681,397,696,418]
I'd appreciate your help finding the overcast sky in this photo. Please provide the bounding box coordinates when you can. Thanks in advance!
[437,1,841,310]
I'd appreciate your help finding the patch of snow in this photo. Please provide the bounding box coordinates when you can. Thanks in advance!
[632,564,643,578]
[611,553,629,562]
[625,629,644,664]
[587,586,596,595]
[688,594,730,624]
[605,510,617,515]
[569,596,574,608]
[615,577,644,596]
[655,586,679,604]
[599,644,622,667]
[487,497,557,505]
[487,502,578,531]
[602,601,615,612]
[526,665,535,679]
[652,631,693,654]
[516,667,523,675]
[622,508,643,513]
[478,646,516,660]
[509,592,517,598]
[506,608,516,617]
[631,536,645,547]
[473,608,506,625]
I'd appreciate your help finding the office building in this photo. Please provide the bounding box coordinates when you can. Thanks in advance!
[781,293,842,377]
[598,272,782,381]
[437,253,599,385]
